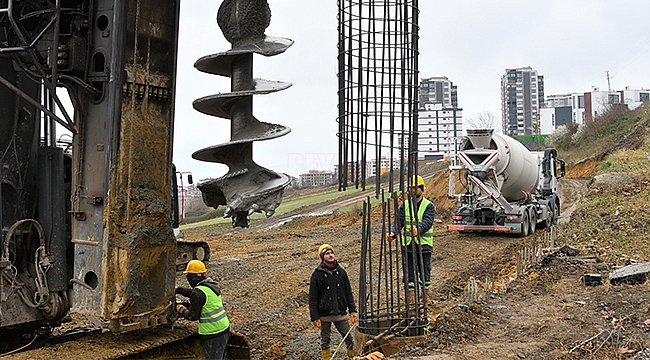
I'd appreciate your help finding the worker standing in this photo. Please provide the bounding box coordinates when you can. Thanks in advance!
[176,260,231,360]
[309,244,358,360]
[387,175,436,303]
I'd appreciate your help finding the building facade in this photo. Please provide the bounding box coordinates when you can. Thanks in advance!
[417,103,463,161]
[416,76,463,160]
[419,76,457,109]
[540,86,649,135]
[584,86,649,123]
[539,93,585,135]
[501,67,544,136]
[299,170,335,187]
[370,157,400,177]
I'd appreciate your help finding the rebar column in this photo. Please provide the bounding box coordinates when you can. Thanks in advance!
[338,0,427,346]
[337,0,419,194]
[192,0,293,228]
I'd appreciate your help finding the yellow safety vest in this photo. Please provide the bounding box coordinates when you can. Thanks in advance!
[402,198,434,247]
[196,285,230,335]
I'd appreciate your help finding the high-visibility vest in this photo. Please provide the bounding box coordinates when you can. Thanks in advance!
[196,285,230,335]
[402,198,434,247]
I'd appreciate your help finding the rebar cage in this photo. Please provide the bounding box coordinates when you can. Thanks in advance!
[337,0,419,194]
[337,0,428,342]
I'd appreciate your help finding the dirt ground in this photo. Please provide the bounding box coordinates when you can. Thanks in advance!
[206,160,649,360]
[8,159,650,360]
[182,160,646,359]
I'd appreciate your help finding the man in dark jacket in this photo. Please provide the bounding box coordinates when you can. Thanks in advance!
[309,244,357,360]
[176,260,231,360]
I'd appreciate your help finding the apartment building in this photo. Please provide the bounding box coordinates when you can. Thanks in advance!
[419,76,457,109]
[414,77,463,160]
[501,67,545,136]
[370,157,401,177]
[540,86,649,134]
[299,170,334,187]
[418,103,463,161]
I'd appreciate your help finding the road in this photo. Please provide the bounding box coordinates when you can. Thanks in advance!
[230,167,445,233]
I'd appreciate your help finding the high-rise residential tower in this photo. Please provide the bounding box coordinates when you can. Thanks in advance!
[501,67,544,135]
[417,76,462,161]
[419,76,458,109]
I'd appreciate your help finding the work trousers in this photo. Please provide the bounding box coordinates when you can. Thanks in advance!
[320,318,354,350]
[203,328,231,360]
[403,245,432,290]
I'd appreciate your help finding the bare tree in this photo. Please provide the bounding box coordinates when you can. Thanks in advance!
[466,111,500,130]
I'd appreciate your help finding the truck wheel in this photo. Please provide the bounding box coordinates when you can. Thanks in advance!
[520,212,529,237]
[529,210,536,235]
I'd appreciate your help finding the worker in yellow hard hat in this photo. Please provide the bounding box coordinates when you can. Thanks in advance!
[387,174,436,304]
[411,175,425,188]
[175,260,231,359]
[309,244,358,360]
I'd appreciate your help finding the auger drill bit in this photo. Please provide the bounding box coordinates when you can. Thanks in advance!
[192,0,292,228]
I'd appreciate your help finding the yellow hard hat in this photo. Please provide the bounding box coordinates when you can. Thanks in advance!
[411,175,425,187]
[318,244,334,262]
[184,259,207,274]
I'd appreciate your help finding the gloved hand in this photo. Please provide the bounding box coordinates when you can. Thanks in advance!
[313,319,321,328]
[386,233,395,242]
[366,351,384,360]
[350,313,357,324]
[176,304,186,313]
[410,227,418,236]
[174,287,183,294]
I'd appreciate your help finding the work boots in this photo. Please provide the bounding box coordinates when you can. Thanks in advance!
[321,348,355,359]
[321,349,332,360]
[408,289,432,304]
[408,290,415,303]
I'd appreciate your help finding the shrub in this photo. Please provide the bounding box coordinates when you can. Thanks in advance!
[547,123,578,150]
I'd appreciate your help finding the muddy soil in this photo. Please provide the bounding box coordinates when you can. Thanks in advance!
[8,162,650,360]
[205,166,649,359]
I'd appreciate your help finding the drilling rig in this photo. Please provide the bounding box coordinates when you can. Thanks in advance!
[0,0,224,352]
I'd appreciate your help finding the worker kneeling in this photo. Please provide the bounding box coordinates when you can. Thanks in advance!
[176,260,231,360]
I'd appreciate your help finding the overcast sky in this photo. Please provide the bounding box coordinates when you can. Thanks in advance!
[172,1,650,182]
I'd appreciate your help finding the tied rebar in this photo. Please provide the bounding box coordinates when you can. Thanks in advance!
[359,192,429,346]
[338,0,424,346]
[337,0,419,195]
[192,0,292,228]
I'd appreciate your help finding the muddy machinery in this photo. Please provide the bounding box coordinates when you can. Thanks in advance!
[0,0,214,348]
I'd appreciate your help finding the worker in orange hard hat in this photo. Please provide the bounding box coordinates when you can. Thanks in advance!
[387,174,436,304]
[309,244,358,360]
[175,260,231,359]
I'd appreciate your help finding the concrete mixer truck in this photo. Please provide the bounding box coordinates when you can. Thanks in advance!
[447,129,565,236]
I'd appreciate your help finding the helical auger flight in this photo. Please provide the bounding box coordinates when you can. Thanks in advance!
[192,0,293,228]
